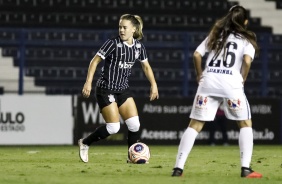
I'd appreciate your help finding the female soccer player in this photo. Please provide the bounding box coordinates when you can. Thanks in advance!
[172,5,262,178]
[78,14,159,163]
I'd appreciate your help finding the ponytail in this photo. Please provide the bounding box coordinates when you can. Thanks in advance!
[120,14,144,40]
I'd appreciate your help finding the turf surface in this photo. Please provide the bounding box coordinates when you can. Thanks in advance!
[0,145,281,184]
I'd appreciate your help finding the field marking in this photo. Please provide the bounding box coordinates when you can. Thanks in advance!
[27,151,40,154]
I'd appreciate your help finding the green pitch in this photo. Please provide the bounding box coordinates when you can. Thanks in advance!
[0,145,281,184]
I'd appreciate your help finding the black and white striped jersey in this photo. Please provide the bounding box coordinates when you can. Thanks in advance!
[96,36,148,91]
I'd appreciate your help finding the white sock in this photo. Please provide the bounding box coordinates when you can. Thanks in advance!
[239,127,253,168]
[174,127,198,169]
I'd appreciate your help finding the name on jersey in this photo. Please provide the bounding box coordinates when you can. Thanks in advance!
[207,68,233,75]
[119,61,134,69]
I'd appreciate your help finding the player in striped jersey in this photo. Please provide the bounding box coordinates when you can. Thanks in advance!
[78,14,159,163]
[172,6,262,178]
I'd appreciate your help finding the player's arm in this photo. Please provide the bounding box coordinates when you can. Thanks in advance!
[82,55,103,98]
[193,51,203,84]
[141,60,159,101]
[241,54,252,84]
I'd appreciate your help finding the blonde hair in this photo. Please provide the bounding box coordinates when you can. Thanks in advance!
[120,14,144,40]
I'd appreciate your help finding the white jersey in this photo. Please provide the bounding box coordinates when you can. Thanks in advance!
[195,33,255,97]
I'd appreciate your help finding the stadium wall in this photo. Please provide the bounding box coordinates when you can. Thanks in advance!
[0,95,280,145]
[74,96,282,145]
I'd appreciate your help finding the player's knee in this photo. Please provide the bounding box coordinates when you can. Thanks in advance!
[125,116,140,132]
[106,122,120,134]
[237,119,252,128]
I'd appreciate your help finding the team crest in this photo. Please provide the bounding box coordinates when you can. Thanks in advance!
[227,99,241,110]
[136,43,141,48]
[135,50,140,59]
[108,94,115,102]
[196,95,208,106]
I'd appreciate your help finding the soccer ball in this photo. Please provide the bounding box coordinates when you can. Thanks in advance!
[128,142,150,164]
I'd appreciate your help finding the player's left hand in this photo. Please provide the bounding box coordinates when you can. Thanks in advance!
[150,83,159,101]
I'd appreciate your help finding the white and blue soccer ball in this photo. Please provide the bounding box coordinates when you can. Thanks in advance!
[128,142,150,164]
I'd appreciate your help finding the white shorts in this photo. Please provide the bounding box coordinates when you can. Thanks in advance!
[189,88,251,121]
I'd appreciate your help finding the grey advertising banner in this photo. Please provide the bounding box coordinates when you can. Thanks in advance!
[74,96,282,145]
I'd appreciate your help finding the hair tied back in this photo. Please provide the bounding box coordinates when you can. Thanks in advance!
[229,5,239,12]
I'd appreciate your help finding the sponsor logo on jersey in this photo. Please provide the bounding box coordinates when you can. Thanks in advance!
[119,61,134,69]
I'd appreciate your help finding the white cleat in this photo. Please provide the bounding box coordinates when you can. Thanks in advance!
[78,139,89,163]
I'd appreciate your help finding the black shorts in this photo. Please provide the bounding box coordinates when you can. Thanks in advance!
[95,87,133,110]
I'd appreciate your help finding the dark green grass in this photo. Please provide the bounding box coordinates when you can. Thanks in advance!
[0,145,281,184]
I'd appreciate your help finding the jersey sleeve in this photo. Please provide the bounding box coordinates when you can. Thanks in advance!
[243,41,255,61]
[96,39,115,59]
[195,37,209,56]
[138,43,148,62]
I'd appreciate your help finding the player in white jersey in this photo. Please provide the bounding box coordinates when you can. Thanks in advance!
[78,14,159,164]
[172,5,262,178]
